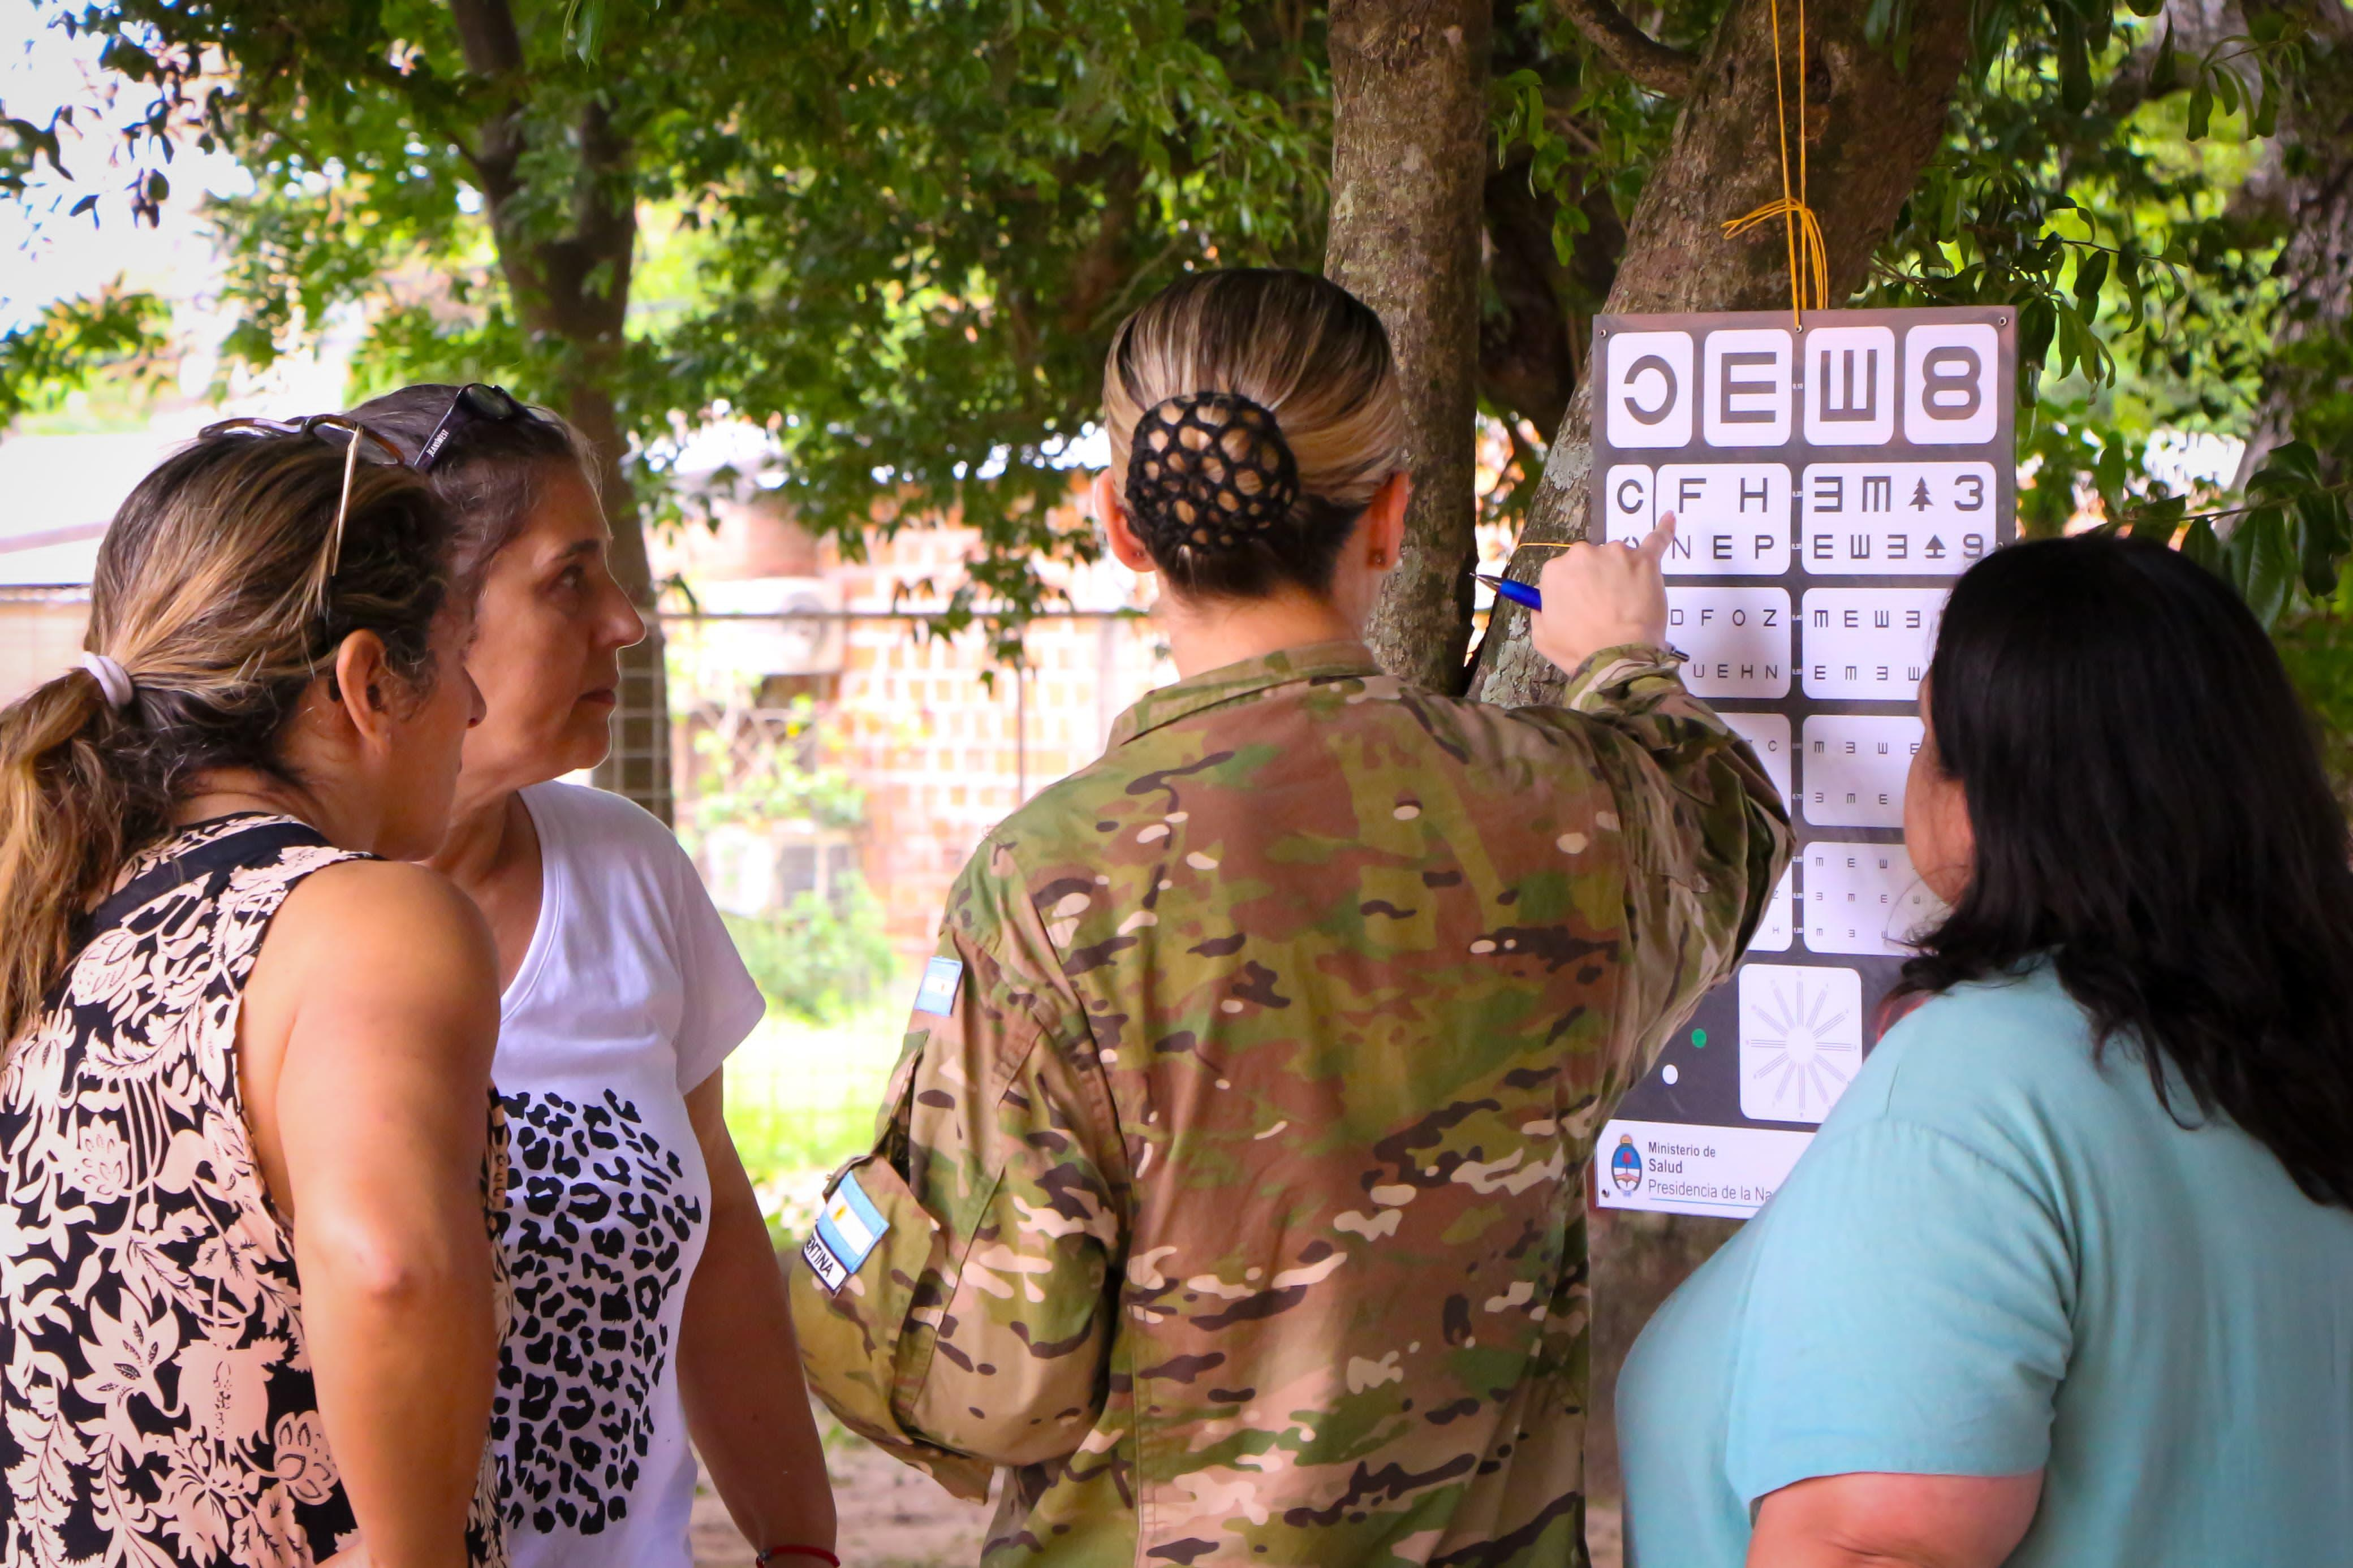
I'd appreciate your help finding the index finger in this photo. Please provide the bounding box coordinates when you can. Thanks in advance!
[1637,512,1678,565]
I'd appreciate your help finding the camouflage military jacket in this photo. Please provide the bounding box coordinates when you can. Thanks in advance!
[792,640,1791,1567]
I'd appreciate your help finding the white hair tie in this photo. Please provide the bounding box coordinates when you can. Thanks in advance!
[79,653,135,711]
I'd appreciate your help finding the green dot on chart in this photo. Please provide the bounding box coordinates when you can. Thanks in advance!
[1691,1027,1708,1048]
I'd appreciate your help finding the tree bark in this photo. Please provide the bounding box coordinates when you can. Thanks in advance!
[446,0,670,820]
[1326,0,1494,695]
[1470,0,1978,706]
[1553,0,1700,95]
[2234,0,2353,488]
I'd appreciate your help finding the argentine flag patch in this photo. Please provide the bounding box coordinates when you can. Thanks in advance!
[913,954,964,1016]
[803,1168,891,1294]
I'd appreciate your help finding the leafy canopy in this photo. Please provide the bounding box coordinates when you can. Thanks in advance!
[4,0,2345,633]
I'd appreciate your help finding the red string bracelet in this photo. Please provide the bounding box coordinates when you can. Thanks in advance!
[754,1548,840,1567]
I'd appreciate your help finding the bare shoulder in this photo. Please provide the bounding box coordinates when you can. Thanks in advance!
[270,859,497,994]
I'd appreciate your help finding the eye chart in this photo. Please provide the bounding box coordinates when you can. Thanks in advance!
[1593,307,2016,1219]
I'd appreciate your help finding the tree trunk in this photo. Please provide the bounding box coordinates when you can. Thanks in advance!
[447,0,671,820]
[2234,0,2353,489]
[1325,0,1493,694]
[1471,0,1978,706]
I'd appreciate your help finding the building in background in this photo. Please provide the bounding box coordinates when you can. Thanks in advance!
[657,487,1175,964]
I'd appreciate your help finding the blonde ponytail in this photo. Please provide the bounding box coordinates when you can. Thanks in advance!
[0,668,156,1040]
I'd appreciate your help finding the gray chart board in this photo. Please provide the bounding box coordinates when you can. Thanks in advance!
[1589,305,2019,1219]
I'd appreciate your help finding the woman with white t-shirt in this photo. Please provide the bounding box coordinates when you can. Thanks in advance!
[346,383,838,1568]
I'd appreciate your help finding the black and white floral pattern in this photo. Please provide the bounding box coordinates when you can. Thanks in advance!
[0,817,510,1568]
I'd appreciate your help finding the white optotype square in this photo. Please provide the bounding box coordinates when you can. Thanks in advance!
[1739,962,1863,1124]
[1800,588,1947,702]
[1802,325,1897,446]
[1802,840,1946,956]
[1666,588,1791,700]
[1801,715,1925,828]
[1799,463,1998,574]
[1604,331,1694,448]
[1703,329,1794,447]
[1613,464,1792,574]
[1901,322,2001,445]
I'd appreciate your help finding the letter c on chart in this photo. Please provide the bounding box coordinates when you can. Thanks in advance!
[1622,355,1678,424]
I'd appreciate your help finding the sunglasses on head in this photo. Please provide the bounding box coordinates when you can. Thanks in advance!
[198,386,551,615]
[198,413,410,612]
[417,382,548,471]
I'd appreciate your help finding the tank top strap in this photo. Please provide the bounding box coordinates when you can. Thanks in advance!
[70,815,360,967]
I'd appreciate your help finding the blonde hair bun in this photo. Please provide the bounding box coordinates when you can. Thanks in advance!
[1103,268,1404,599]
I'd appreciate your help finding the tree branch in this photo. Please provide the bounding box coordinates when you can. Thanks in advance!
[1552,0,1696,96]
[445,0,527,206]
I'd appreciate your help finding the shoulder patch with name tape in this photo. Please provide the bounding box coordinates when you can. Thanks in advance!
[912,954,964,1017]
[803,1167,891,1295]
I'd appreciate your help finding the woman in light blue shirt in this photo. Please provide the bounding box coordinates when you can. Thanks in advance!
[1618,534,2353,1568]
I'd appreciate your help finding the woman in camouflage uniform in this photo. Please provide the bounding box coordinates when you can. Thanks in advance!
[794,267,1792,1567]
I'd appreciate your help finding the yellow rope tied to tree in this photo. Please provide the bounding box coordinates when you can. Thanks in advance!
[1721,0,1829,323]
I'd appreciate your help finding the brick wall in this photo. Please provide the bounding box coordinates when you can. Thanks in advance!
[656,490,1176,957]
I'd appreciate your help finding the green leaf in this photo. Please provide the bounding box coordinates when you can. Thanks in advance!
[2182,517,2227,574]
[2084,0,2113,55]
[2074,248,2108,316]
[2255,440,2324,491]
[2236,511,2298,630]
[565,0,609,61]
[2054,7,2092,114]
[2149,25,2179,94]
[2298,493,2348,598]
[2187,81,2213,140]
[2093,431,2128,498]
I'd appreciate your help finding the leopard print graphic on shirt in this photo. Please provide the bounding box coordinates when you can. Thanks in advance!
[0,816,510,1568]
[489,1088,703,1537]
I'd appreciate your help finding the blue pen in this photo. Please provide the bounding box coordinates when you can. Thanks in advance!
[1473,573,1543,612]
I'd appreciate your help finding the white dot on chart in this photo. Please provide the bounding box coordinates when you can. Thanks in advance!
[1662,1064,1680,1086]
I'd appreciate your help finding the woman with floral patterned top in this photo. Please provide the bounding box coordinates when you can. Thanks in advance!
[0,426,508,1568]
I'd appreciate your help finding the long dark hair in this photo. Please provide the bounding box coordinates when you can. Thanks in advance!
[1899,534,2353,1207]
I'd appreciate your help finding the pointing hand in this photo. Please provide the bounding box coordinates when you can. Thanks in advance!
[1528,514,1675,674]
